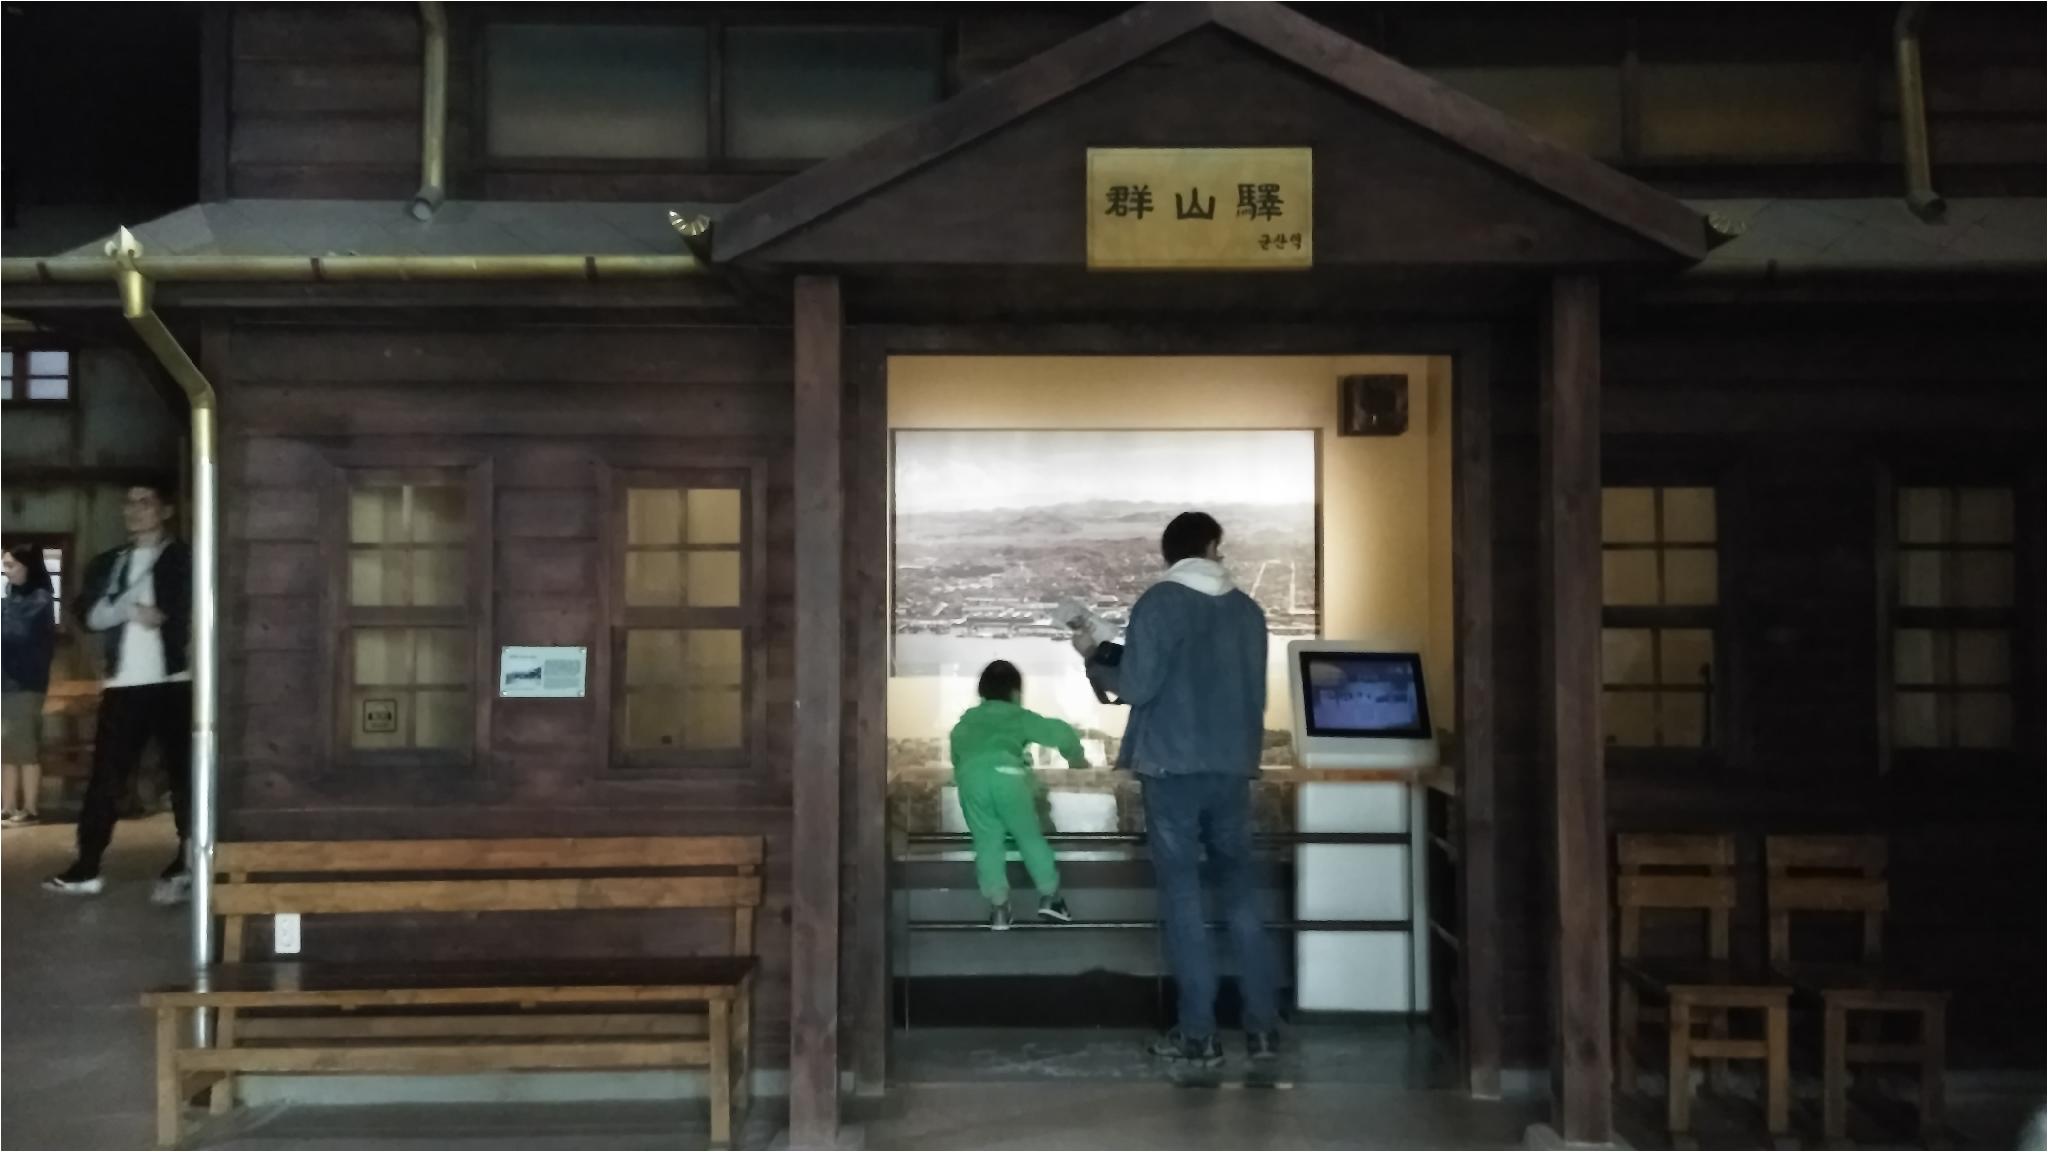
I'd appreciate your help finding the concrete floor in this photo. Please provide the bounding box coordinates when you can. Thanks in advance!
[4,817,2031,1150]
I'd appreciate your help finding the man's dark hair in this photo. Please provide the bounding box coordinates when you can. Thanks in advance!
[131,481,177,506]
[1160,511,1223,565]
[977,659,1023,702]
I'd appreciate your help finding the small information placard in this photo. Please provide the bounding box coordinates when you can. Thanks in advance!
[499,646,588,699]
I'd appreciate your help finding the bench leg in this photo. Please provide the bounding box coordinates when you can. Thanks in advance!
[155,1007,182,1148]
[1764,1000,1790,1138]
[709,1000,732,1150]
[209,1008,238,1116]
[1919,1004,1947,1147]
[1668,998,1693,1143]
[733,977,754,1124]
[1824,1001,1849,1149]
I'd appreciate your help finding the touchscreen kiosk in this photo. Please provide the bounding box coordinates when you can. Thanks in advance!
[1288,643,1441,771]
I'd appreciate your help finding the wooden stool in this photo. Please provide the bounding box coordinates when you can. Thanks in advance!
[1767,835,1948,1149]
[1616,834,1792,1148]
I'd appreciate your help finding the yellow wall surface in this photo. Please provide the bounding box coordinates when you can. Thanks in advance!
[887,355,1456,761]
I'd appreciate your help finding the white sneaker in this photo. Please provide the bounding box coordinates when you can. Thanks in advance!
[151,872,193,906]
[44,869,105,896]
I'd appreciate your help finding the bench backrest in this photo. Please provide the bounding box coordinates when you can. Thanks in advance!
[211,836,763,963]
[1765,834,1888,967]
[1615,833,1739,962]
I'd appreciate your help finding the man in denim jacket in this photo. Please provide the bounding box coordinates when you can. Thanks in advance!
[1084,511,1277,1067]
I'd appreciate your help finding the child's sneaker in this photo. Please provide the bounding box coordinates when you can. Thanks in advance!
[43,863,104,896]
[1148,1029,1224,1067]
[1037,895,1072,923]
[988,904,1013,932]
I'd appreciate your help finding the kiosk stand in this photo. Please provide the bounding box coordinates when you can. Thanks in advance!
[1286,642,1440,1014]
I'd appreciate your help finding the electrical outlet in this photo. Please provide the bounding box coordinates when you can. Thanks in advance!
[274,912,301,955]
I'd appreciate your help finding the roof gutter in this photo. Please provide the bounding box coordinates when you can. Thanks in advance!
[1,253,705,284]
[410,1,449,222]
[1894,2,1946,222]
[109,228,222,1022]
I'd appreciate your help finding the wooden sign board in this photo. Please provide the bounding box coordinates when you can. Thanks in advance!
[1086,147,1313,270]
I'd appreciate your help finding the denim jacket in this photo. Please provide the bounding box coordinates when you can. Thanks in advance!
[1092,560,1267,778]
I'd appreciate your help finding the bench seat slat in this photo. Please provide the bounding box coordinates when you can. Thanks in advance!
[216,837,763,873]
[212,876,760,915]
[144,958,754,1008]
[235,1012,712,1042]
[176,1040,712,1074]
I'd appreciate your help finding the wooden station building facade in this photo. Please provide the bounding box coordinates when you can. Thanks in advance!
[3,3,2042,1146]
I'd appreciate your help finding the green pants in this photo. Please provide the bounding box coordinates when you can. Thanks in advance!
[956,767,1060,905]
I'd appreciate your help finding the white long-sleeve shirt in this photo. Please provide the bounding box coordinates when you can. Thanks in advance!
[87,542,189,689]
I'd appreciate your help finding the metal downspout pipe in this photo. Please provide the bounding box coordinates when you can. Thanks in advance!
[109,229,221,999]
[1894,2,1946,222]
[410,1,449,222]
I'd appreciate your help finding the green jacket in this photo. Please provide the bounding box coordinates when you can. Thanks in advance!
[949,699,1088,776]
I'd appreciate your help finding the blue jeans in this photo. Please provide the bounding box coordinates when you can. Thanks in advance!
[1141,773,1279,1039]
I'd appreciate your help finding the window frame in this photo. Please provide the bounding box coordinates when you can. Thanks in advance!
[1878,473,2027,768]
[597,459,767,777]
[471,10,953,174]
[0,344,78,408]
[1599,476,1730,766]
[323,454,494,776]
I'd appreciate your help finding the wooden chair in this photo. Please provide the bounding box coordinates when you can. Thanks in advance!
[1767,835,1948,1148]
[1615,834,1791,1148]
[143,836,762,1149]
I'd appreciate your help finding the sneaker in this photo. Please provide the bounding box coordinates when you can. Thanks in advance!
[0,811,25,827]
[43,864,104,896]
[152,859,192,906]
[988,903,1013,932]
[1247,1030,1281,1061]
[1148,1029,1224,1067]
[1037,895,1072,923]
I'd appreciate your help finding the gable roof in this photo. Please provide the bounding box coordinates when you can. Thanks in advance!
[713,1,1706,265]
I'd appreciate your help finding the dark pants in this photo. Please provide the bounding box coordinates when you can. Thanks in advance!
[77,683,190,874]
[1141,772,1280,1039]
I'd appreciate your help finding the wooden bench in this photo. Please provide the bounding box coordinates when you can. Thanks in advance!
[1767,834,1948,1148]
[1614,833,1791,1148]
[142,836,762,1149]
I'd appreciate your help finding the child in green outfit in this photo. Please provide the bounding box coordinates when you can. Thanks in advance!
[949,659,1088,931]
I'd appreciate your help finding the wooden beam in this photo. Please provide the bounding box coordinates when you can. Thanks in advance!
[1453,332,1502,1100]
[1542,273,1613,1145]
[790,274,845,1149]
[842,333,891,1093]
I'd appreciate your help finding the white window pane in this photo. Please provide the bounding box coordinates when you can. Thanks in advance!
[725,26,943,160]
[1604,691,1655,747]
[687,629,745,688]
[1898,488,1948,545]
[625,629,686,688]
[686,489,743,546]
[1658,692,1708,748]
[1603,628,1655,686]
[1955,631,2010,687]
[1,350,12,380]
[687,551,742,608]
[412,548,466,607]
[1956,551,2014,608]
[1662,488,1717,544]
[1899,551,1948,608]
[349,548,406,607]
[414,690,470,749]
[1956,694,2012,749]
[351,488,401,545]
[625,551,685,608]
[0,378,13,401]
[355,629,409,687]
[1602,550,1659,607]
[628,489,684,548]
[682,687,743,750]
[624,690,687,749]
[409,487,468,544]
[1601,488,1656,544]
[1894,628,1946,686]
[1665,549,1719,606]
[1660,629,1715,687]
[1893,692,1941,748]
[1956,489,2013,544]
[488,25,707,159]
[414,630,469,687]
[26,350,68,377]
[26,377,69,401]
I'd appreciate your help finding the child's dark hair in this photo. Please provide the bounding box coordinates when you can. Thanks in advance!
[1161,511,1223,565]
[977,659,1023,701]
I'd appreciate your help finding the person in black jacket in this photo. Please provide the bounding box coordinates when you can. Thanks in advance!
[45,484,193,901]
[3,544,58,825]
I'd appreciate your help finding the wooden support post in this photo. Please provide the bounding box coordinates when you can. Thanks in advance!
[1543,273,1614,1146]
[1453,335,1502,1100]
[790,274,845,1149]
